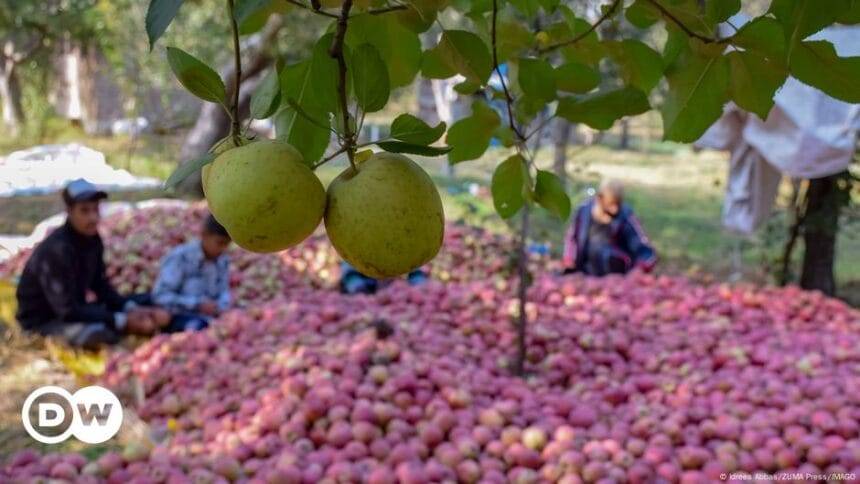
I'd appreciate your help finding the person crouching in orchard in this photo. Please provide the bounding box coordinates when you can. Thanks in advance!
[15,179,171,350]
[562,179,657,276]
[152,215,232,332]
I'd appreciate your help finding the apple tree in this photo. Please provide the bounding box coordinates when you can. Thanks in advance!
[151,0,859,375]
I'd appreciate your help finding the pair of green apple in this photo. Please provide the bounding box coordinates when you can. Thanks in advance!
[202,140,444,279]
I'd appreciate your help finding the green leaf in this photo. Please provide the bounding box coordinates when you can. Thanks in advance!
[351,44,390,113]
[515,95,545,124]
[537,0,560,13]
[497,21,535,62]
[663,29,689,67]
[491,154,529,219]
[145,0,183,50]
[274,105,330,166]
[421,30,493,84]
[661,47,730,142]
[771,0,848,50]
[534,170,570,220]
[790,40,860,103]
[494,125,516,148]
[557,87,651,130]
[394,0,445,34]
[276,61,332,164]
[234,0,270,25]
[237,0,285,35]
[454,79,482,94]
[310,34,340,115]
[554,62,600,93]
[838,0,860,23]
[556,8,605,66]
[376,142,452,156]
[518,57,556,102]
[250,66,281,119]
[604,40,664,93]
[657,0,718,37]
[732,17,787,61]
[509,0,539,16]
[727,51,787,119]
[166,47,227,105]
[390,114,446,145]
[347,14,422,87]
[165,153,215,189]
[626,0,659,28]
[705,0,741,24]
[446,102,501,163]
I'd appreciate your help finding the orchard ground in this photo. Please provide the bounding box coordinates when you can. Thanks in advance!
[1,129,858,464]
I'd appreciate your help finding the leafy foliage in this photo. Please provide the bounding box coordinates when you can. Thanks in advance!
[165,47,227,105]
[351,44,390,113]
[153,0,858,222]
[557,87,651,130]
[146,0,184,49]
[389,114,446,145]
[491,154,529,219]
[250,65,282,119]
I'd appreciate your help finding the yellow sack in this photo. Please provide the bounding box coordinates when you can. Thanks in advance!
[0,279,18,334]
[45,339,108,384]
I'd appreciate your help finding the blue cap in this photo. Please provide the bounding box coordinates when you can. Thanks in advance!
[63,179,108,204]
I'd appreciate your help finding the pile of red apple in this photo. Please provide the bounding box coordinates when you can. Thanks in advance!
[0,204,556,304]
[4,268,860,483]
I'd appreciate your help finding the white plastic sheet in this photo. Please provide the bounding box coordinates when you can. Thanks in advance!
[0,144,160,197]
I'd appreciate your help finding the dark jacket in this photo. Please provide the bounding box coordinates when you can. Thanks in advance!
[16,221,127,330]
[562,198,657,276]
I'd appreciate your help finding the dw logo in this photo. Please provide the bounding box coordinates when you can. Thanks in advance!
[21,386,123,444]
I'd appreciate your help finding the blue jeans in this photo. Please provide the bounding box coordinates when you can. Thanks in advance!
[130,294,209,333]
[164,312,210,333]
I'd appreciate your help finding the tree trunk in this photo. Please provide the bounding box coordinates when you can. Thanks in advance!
[778,179,805,286]
[552,120,572,187]
[618,118,630,150]
[177,70,268,196]
[177,18,283,196]
[0,63,24,136]
[799,173,843,296]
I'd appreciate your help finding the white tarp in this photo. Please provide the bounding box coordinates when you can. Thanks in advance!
[697,24,860,234]
[0,144,161,197]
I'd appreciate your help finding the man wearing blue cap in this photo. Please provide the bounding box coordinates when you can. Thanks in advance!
[15,179,170,349]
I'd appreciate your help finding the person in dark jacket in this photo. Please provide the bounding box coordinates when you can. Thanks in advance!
[15,179,170,349]
[562,179,657,276]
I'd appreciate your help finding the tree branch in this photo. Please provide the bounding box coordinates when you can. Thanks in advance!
[492,0,534,378]
[285,99,339,134]
[645,0,729,44]
[491,0,525,143]
[524,113,556,142]
[227,0,243,139]
[284,0,340,18]
[312,146,349,169]
[330,0,357,170]
[284,0,405,18]
[538,0,621,54]
[367,3,408,15]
